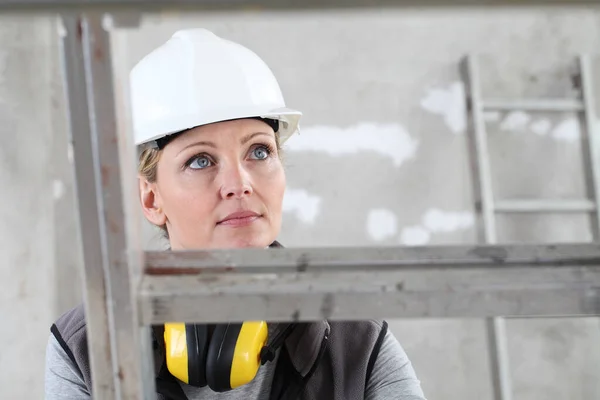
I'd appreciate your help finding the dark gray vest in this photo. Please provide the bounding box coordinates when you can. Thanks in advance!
[52,304,387,399]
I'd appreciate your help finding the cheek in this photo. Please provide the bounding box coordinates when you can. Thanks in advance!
[259,160,286,209]
[157,169,216,224]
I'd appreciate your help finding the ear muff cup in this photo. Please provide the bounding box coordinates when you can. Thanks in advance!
[206,324,240,392]
[206,322,269,392]
[186,324,209,387]
[166,321,268,392]
[164,323,210,387]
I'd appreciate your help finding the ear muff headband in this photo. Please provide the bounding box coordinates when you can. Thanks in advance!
[206,324,237,392]
[187,324,208,387]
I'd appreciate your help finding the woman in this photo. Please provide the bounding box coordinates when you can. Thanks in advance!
[45,28,426,400]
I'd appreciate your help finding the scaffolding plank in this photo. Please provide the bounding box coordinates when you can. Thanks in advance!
[139,266,600,323]
[0,0,598,11]
[144,244,600,275]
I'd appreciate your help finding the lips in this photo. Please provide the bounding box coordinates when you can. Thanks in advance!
[217,210,262,227]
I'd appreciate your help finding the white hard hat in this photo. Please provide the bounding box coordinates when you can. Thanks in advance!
[129,28,302,148]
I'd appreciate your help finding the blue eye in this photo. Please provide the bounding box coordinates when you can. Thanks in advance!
[251,145,270,160]
[188,155,212,170]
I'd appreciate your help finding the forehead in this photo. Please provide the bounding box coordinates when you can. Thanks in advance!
[169,119,275,149]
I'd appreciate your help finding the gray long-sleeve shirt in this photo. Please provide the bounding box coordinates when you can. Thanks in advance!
[45,328,426,399]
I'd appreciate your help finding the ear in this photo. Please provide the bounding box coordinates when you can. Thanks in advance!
[139,176,167,227]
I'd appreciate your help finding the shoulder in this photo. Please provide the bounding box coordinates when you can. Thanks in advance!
[374,328,412,371]
[45,334,91,398]
[52,303,87,342]
[47,304,93,395]
[50,304,92,386]
[365,328,426,399]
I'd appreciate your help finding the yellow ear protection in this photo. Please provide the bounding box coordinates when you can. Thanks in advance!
[164,321,296,392]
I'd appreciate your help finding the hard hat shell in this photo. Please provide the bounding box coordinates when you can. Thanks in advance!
[129,28,301,147]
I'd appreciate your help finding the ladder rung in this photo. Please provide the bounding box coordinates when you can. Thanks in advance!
[139,244,600,324]
[482,98,584,112]
[495,199,596,213]
[494,199,596,213]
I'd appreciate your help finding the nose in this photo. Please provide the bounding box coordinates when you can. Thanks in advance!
[219,163,253,200]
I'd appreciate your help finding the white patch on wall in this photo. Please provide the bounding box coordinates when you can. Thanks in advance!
[282,188,321,224]
[399,226,431,246]
[552,117,580,142]
[53,180,65,200]
[399,208,474,245]
[483,111,501,123]
[287,123,418,167]
[530,119,551,136]
[422,208,474,233]
[500,111,531,131]
[366,208,397,241]
[420,82,466,134]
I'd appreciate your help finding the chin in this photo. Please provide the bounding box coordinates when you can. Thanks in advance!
[216,231,273,249]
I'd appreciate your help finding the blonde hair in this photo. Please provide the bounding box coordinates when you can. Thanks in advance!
[138,147,161,183]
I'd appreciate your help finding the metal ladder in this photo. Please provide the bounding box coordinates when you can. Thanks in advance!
[1,1,599,399]
[462,54,600,400]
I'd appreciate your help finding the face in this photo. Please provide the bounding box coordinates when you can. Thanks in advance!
[139,119,286,250]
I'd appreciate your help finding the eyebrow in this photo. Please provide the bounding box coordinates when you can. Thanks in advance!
[177,132,271,155]
[177,131,274,156]
[240,131,273,145]
[177,140,216,157]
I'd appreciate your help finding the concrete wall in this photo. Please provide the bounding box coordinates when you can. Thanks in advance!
[1,5,599,399]
[0,14,69,399]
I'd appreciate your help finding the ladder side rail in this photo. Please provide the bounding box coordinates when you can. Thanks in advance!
[78,13,152,399]
[579,54,600,240]
[462,54,512,400]
[463,55,497,243]
[60,14,120,399]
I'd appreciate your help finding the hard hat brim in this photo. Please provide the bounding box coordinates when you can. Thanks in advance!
[135,107,302,148]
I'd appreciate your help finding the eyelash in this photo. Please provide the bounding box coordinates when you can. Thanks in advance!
[183,142,275,170]
[254,142,275,158]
